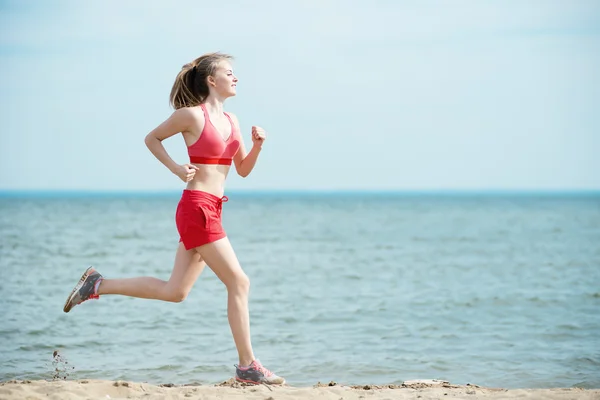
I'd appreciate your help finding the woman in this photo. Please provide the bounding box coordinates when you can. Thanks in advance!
[62,52,284,386]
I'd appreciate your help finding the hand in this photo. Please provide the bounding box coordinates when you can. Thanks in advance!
[251,126,267,148]
[173,163,199,183]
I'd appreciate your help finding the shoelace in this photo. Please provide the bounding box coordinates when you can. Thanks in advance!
[255,362,273,377]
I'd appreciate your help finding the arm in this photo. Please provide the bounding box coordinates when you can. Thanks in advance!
[234,142,262,178]
[144,108,201,181]
[229,113,264,178]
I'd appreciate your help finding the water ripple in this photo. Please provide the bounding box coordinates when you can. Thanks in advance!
[1,194,599,388]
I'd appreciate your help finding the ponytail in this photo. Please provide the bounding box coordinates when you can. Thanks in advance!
[169,52,233,109]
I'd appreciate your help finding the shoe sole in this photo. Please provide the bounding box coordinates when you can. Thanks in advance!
[235,376,285,385]
[63,266,95,313]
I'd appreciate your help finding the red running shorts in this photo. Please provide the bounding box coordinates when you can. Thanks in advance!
[175,190,228,250]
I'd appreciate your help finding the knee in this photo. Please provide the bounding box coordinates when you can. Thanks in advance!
[166,288,189,303]
[227,273,250,294]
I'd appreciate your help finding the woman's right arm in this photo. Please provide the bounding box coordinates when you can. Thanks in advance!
[144,108,200,182]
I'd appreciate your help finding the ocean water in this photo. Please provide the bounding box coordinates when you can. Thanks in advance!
[1,191,599,389]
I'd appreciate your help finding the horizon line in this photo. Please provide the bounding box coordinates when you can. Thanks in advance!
[0,188,599,198]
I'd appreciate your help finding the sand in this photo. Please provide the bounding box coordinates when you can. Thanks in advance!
[1,378,598,400]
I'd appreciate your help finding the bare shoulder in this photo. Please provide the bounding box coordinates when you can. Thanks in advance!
[147,106,205,142]
[170,106,206,136]
[173,106,204,126]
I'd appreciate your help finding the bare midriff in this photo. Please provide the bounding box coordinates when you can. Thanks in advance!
[184,163,231,197]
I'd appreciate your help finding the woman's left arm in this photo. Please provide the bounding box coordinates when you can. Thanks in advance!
[229,113,266,178]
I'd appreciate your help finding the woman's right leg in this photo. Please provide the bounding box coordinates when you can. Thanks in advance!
[63,242,206,312]
[98,242,206,302]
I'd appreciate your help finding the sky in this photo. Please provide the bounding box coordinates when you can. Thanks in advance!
[1,0,599,192]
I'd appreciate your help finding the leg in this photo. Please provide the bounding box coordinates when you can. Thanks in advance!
[196,237,285,385]
[195,237,255,366]
[98,242,205,302]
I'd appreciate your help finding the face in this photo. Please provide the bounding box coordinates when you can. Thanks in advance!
[208,60,238,98]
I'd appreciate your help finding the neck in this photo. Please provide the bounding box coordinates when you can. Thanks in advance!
[203,95,226,114]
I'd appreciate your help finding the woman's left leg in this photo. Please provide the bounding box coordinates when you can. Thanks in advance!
[195,236,284,385]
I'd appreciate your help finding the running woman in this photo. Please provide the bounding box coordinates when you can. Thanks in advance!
[63,52,284,386]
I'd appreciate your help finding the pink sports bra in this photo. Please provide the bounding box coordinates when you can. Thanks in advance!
[188,104,241,165]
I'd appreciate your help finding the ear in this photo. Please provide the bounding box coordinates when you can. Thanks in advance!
[207,75,217,87]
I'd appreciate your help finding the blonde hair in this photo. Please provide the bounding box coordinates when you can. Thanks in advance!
[169,52,234,109]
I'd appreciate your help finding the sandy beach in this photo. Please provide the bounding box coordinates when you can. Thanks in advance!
[1,379,598,400]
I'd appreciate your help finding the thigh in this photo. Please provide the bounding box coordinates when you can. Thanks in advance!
[166,242,207,293]
[195,237,246,287]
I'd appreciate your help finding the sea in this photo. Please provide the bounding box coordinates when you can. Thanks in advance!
[1,191,599,389]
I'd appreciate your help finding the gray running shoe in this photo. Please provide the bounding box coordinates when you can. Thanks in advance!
[234,359,285,385]
[63,266,103,313]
